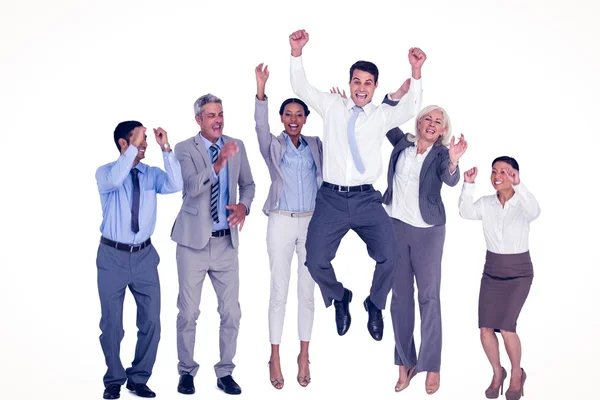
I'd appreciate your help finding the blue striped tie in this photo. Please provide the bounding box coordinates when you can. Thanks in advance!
[209,144,220,223]
[348,105,365,173]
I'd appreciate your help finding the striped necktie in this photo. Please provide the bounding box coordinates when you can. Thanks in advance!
[209,144,220,223]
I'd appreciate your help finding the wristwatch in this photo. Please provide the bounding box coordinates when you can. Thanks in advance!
[161,142,171,152]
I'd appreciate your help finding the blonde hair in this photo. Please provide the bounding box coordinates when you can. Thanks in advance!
[411,105,452,147]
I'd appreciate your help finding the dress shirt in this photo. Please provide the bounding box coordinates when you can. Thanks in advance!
[96,145,183,244]
[458,183,541,254]
[387,142,433,227]
[290,55,422,186]
[200,135,230,231]
[278,133,318,212]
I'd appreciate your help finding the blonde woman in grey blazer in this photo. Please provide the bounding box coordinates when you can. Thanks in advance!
[382,101,468,395]
[254,63,323,390]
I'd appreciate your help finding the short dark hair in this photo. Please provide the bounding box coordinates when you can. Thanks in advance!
[349,60,379,83]
[279,98,310,116]
[114,120,143,152]
[492,156,520,171]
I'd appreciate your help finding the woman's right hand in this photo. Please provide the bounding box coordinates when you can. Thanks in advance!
[464,166,478,183]
[255,63,269,84]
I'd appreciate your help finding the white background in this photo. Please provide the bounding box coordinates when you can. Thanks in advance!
[1,0,599,399]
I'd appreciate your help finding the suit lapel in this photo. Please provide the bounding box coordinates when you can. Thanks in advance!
[421,144,442,179]
[193,133,211,168]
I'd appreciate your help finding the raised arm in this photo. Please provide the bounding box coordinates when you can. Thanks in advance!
[152,127,183,194]
[437,149,461,187]
[505,168,541,222]
[289,29,336,116]
[254,63,279,160]
[381,48,426,131]
[96,126,145,192]
[458,167,483,220]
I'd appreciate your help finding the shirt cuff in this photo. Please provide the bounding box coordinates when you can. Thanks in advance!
[409,77,422,93]
[290,54,303,71]
[462,182,475,194]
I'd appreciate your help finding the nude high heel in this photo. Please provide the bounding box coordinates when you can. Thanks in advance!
[484,367,507,398]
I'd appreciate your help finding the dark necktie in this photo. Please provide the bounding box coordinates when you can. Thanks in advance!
[131,168,140,233]
[347,105,365,173]
[209,144,220,223]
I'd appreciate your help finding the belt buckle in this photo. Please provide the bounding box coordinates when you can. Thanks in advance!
[338,185,349,192]
[291,212,297,218]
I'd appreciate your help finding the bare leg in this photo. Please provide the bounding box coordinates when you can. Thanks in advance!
[481,328,504,389]
[269,344,284,389]
[297,341,311,387]
[500,330,523,391]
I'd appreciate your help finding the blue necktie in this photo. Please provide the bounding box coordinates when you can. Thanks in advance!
[209,144,220,223]
[347,105,365,173]
[130,168,140,233]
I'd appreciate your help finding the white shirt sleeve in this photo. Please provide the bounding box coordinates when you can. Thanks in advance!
[381,77,423,132]
[513,183,541,222]
[458,182,483,220]
[290,55,336,117]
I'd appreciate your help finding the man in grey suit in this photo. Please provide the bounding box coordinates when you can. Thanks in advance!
[171,93,256,396]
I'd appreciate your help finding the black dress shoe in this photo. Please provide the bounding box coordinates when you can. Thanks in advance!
[333,288,353,335]
[126,381,156,398]
[178,373,195,395]
[363,296,384,341]
[103,384,121,399]
[217,375,242,395]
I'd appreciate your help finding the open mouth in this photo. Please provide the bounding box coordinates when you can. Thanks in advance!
[426,128,436,134]
[356,93,367,101]
[288,123,299,131]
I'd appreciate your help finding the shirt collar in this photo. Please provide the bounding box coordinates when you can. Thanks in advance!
[493,191,518,208]
[199,133,224,151]
[345,98,376,117]
[132,162,148,174]
[282,132,307,148]
[413,140,434,156]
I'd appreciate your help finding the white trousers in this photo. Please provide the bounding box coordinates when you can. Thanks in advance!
[266,212,315,344]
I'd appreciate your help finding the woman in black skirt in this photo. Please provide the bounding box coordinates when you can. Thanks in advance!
[458,156,540,400]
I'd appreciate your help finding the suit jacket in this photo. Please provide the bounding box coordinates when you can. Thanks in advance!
[382,126,460,226]
[255,96,323,215]
[171,133,255,250]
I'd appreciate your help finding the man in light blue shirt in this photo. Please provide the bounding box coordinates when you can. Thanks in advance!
[95,121,182,399]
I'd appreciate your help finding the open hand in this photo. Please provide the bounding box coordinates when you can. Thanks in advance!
[330,86,347,98]
[449,133,468,164]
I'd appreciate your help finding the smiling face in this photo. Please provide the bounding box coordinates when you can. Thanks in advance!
[349,69,378,107]
[196,102,224,143]
[119,126,147,162]
[490,161,513,191]
[280,102,307,137]
[417,109,446,145]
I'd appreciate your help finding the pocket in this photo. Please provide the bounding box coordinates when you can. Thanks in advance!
[427,194,442,205]
[182,204,198,215]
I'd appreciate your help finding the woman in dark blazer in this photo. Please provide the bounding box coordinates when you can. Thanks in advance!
[383,103,468,395]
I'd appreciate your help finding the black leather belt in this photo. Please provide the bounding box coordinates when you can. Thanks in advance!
[322,181,373,192]
[212,229,231,237]
[101,237,151,252]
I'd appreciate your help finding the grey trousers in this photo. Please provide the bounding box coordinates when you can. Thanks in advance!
[176,236,240,378]
[390,218,445,372]
[305,186,397,310]
[96,242,161,387]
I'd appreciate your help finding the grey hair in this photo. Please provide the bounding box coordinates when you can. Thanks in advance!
[193,93,222,117]
[409,105,452,147]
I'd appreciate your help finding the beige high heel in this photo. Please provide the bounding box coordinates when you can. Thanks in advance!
[296,355,311,387]
[395,366,417,392]
[505,368,526,400]
[485,367,507,398]
[268,360,284,390]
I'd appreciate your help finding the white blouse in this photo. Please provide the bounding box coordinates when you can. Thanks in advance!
[458,182,541,254]
[386,143,433,228]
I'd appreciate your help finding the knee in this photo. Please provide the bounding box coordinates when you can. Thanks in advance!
[499,329,515,338]
[480,327,495,339]
[177,304,201,324]
[219,302,242,325]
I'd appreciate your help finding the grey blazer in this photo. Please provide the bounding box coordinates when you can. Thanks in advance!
[254,96,323,215]
[170,133,255,250]
[382,126,460,226]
